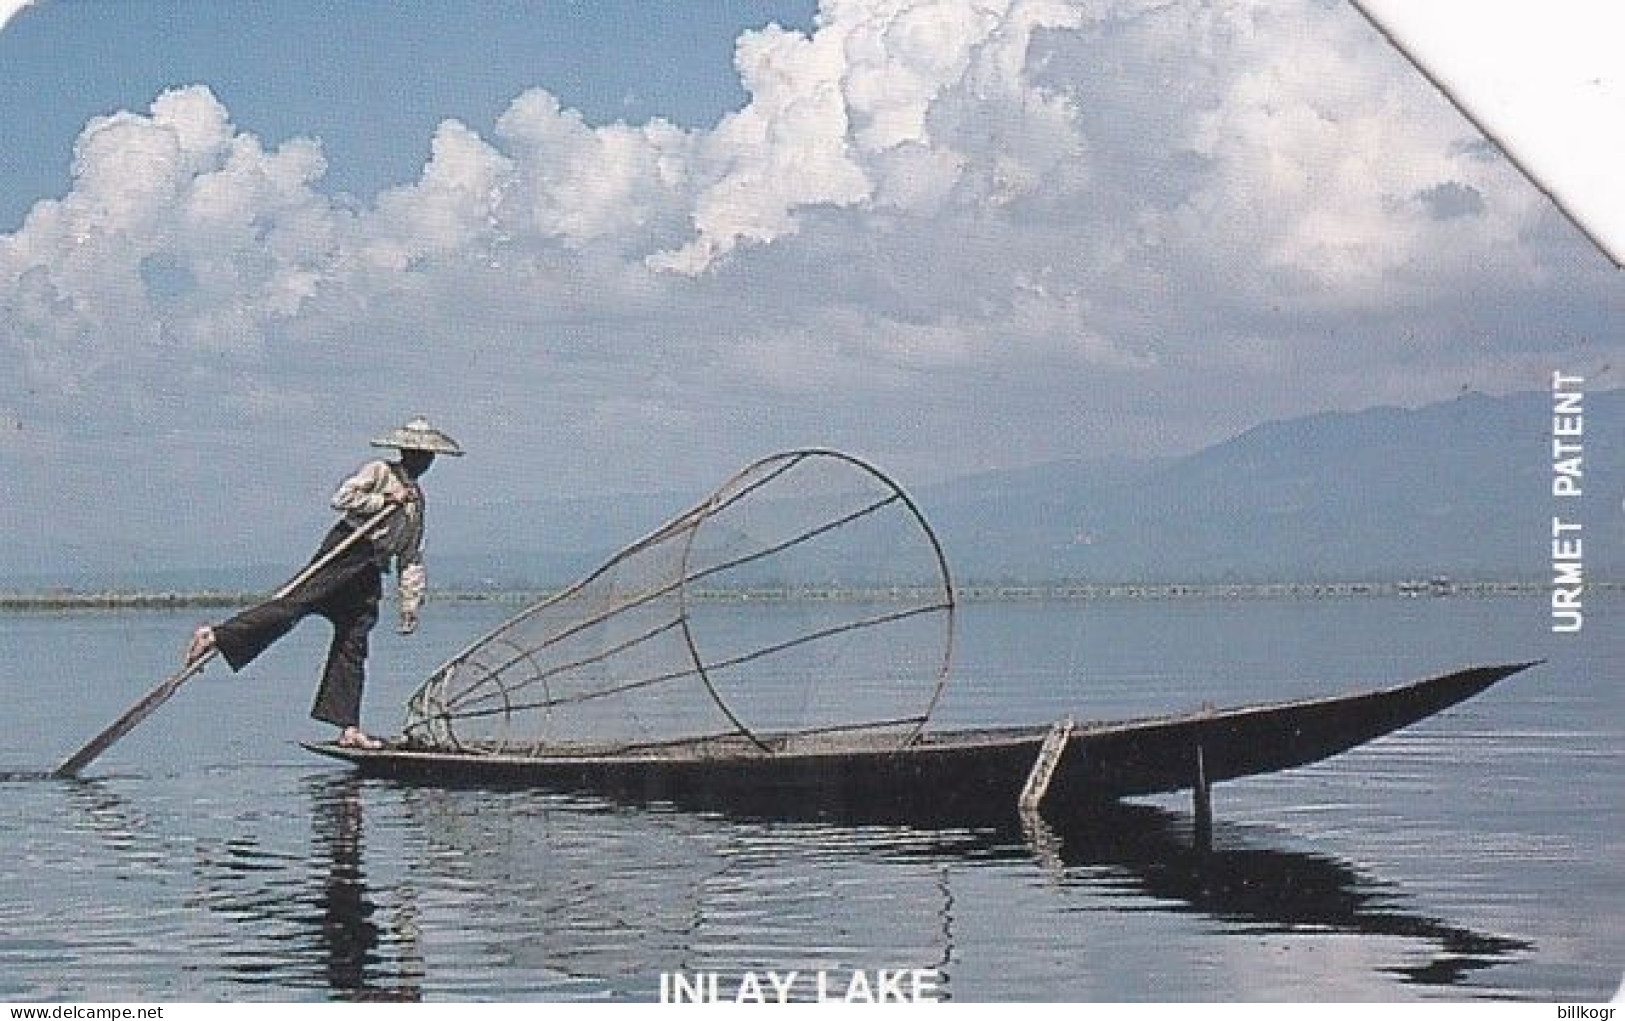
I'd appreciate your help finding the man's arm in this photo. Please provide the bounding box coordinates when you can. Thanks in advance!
[397,560,426,634]
[396,495,427,635]
[331,460,396,515]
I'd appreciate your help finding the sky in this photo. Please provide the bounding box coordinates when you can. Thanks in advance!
[0,0,1621,580]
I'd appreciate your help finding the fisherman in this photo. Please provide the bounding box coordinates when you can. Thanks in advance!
[184,417,464,750]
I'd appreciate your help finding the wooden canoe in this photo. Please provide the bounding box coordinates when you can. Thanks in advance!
[304,662,1534,824]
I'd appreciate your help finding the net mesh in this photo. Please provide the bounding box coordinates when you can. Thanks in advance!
[401,450,956,757]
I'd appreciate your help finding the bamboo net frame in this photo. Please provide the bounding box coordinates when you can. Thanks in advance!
[401,450,956,757]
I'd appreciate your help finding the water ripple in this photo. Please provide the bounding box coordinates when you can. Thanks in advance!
[1,597,1619,1000]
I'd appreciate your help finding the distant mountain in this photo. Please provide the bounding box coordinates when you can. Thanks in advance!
[7,388,1618,591]
[921,388,1623,584]
[421,387,1621,587]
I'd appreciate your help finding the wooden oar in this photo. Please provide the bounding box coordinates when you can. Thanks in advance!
[53,504,399,778]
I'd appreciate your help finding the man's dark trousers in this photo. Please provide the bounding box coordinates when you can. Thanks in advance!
[212,524,382,728]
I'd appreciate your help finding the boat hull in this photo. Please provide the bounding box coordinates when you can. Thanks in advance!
[305,662,1534,822]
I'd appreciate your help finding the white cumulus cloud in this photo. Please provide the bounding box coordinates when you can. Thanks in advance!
[652,0,1087,272]
[0,0,1618,529]
[0,86,339,393]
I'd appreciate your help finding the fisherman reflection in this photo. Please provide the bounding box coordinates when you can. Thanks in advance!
[311,774,422,1001]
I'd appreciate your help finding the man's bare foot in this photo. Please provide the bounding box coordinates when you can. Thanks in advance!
[338,726,384,751]
[184,625,215,667]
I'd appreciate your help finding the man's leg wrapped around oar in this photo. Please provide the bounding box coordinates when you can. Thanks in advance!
[204,523,389,748]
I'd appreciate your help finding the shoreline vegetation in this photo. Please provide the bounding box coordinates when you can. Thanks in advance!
[1,578,1617,612]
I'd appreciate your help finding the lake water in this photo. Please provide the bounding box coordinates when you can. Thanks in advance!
[0,592,1619,1001]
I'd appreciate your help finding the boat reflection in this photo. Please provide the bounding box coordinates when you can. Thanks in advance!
[383,774,1531,993]
[674,792,1531,988]
[1031,804,1531,986]
[184,771,1529,997]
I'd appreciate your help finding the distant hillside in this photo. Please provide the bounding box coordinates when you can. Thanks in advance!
[395,386,1625,587]
[7,388,1618,591]
[922,388,1623,584]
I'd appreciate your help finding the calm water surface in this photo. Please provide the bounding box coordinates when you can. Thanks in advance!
[0,593,1619,1001]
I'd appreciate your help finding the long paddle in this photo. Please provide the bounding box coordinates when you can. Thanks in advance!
[53,504,399,778]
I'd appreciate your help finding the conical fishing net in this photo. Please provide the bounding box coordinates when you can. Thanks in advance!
[402,450,956,757]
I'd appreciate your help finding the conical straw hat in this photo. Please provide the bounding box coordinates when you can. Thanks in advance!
[370,416,465,456]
